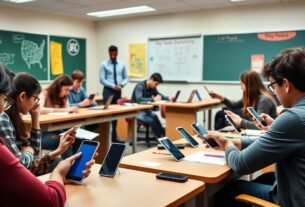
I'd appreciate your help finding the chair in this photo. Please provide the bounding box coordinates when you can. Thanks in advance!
[117,98,156,147]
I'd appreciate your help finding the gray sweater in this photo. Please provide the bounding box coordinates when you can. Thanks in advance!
[226,96,305,207]
[223,95,277,129]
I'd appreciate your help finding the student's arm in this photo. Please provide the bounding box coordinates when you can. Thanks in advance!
[119,64,128,87]
[134,83,153,102]
[0,144,66,207]
[226,109,305,175]
[155,88,169,100]
[99,63,116,89]
[223,98,243,109]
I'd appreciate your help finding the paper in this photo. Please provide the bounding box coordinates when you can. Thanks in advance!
[60,128,99,140]
[122,103,138,106]
[47,112,69,115]
[183,151,227,165]
[129,43,146,78]
[50,41,64,75]
[241,129,264,136]
[139,161,160,167]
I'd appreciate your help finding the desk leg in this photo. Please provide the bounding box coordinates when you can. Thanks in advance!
[165,107,197,140]
[96,122,111,164]
[128,117,137,153]
[208,109,212,130]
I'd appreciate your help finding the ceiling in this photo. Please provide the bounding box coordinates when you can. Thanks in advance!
[0,0,300,21]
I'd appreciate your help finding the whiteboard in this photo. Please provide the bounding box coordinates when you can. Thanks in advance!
[148,35,202,82]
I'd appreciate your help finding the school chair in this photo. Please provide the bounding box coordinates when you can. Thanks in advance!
[117,98,156,147]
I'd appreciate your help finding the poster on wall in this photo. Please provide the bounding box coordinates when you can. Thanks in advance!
[129,43,146,78]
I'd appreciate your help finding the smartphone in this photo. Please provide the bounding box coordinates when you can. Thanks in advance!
[156,172,188,183]
[247,107,267,126]
[195,90,202,101]
[157,143,185,150]
[66,140,99,183]
[88,94,95,100]
[191,123,218,148]
[157,137,185,161]
[176,127,199,147]
[99,143,126,177]
[71,124,81,133]
[225,115,242,133]
[204,85,212,97]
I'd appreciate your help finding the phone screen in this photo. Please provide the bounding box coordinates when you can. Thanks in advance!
[225,115,241,133]
[66,141,99,182]
[247,107,267,126]
[192,123,218,148]
[99,144,126,177]
[158,137,185,161]
[176,127,199,147]
[195,90,202,101]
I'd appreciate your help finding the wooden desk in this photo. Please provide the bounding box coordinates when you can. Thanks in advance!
[153,99,222,140]
[38,165,205,207]
[120,137,235,206]
[23,105,152,163]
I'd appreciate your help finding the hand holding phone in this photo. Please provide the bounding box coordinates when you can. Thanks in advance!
[88,94,95,100]
[225,115,241,133]
[247,107,267,126]
[156,172,188,183]
[191,123,219,148]
[70,125,81,133]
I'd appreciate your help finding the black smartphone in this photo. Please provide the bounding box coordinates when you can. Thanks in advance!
[88,94,95,100]
[195,89,202,101]
[225,115,242,133]
[157,137,185,161]
[99,143,126,177]
[157,143,185,150]
[66,140,99,183]
[176,127,199,148]
[156,172,188,183]
[191,123,218,148]
[247,107,267,126]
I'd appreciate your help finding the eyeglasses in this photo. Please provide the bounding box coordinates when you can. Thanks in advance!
[0,94,15,110]
[267,81,277,93]
[32,95,40,104]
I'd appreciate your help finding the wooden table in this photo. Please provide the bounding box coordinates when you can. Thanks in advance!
[23,105,152,163]
[38,165,205,207]
[153,99,222,140]
[120,137,235,206]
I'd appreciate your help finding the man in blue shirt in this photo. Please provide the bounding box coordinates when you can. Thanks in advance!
[99,45,128,142]
[69,70,97,108]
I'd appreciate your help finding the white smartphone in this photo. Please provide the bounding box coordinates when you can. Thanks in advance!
[247,107,267,126]
[66,140,99,183]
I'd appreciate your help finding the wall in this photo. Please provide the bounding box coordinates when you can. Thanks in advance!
[0,6,97,93]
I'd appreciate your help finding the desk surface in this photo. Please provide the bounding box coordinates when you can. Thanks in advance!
[121,137,231,183]
[153,99,221,109]
[23,105,152,125]
[38,165,205,207]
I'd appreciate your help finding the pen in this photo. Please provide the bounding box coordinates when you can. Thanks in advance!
[153,152,170,155]
[204,153,225,158]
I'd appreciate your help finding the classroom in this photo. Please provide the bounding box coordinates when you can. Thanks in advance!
[1,0,305,206]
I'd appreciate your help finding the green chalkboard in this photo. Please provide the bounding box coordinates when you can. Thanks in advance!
[0,30,48,80]
[49,36,86,80]
[203,31,305,81]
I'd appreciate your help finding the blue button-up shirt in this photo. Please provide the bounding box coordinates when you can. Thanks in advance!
[68,86,97,107]
[99,59,128,89]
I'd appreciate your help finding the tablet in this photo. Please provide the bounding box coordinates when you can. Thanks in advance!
[176,127,199,147]
[225,115,242,133]
[157,137,185,161]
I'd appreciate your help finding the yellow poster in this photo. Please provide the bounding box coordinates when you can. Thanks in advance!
[129,43,146,78]
[50,41,64,75]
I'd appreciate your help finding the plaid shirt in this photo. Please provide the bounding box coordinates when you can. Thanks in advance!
[0,112,41,168]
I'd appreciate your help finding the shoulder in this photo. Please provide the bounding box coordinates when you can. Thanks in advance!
[0,112,12,124]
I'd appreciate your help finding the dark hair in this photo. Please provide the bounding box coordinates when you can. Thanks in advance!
[71,69,84,81]
[6,73,41,139]
[240,70,275,119]
[0,64,11,95]
[46,74,73,107]
[263,47,305,92]
[108,45,118,53]
[150,73,163,83]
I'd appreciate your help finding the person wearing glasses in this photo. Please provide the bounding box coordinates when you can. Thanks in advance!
[205,47,305,207]
[0,72,75,175]
[209,70,277,129]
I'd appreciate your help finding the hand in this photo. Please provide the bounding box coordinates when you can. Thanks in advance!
[202,131,234,151]
[68,106,79,113]
[224,110,242,127]
[21,146,34,154]
[114,85,122,92]
[254,113,274,131]
[29,103,40,118]
[79,99,93,107]
[153,95,162,101]
[56,128,76,156]
[208,90,224,101]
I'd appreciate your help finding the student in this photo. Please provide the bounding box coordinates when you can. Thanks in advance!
[0,65,94,207]
[210,70,277,129]
[205,47,305,207]
[131,73,171,138]
[69,69,97,108]
[39,75,78,158]
[0,72,75,175]
[99,45,128,142]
